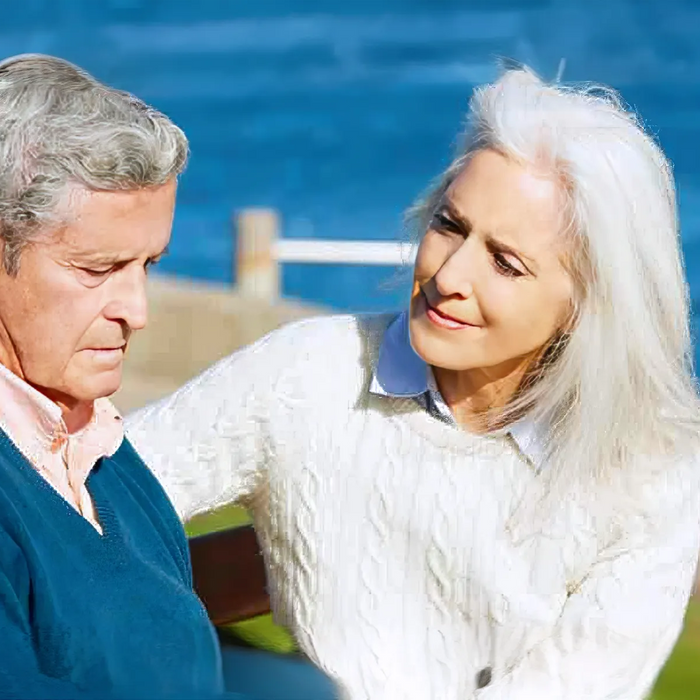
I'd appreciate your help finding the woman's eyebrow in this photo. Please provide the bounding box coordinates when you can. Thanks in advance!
[436,201,473,235]
[439,199,539,274]
[484,234,538,274]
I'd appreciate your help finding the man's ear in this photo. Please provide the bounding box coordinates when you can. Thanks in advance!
[0,234,19,278]
[0,235,8,276]
[0,228,41,278]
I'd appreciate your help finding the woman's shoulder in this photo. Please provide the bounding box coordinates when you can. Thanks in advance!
[251,311,395,372]
[243,312,396,406]
[125,312,399,436]
[266,312,393,348]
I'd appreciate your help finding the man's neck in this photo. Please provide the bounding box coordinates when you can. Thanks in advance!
[0,359,96,435]
[32,384,95,434]
[61,401,95,434]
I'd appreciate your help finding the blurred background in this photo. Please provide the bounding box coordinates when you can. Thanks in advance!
[5,1,700,697]
[9,0,700,312]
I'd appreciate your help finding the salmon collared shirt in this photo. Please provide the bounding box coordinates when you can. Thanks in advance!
[0,362,124,533]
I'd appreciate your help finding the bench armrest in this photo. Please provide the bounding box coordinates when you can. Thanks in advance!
[189,524,271,626]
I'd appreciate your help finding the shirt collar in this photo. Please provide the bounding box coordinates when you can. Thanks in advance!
[369,311,546,469]
[0,361,124,470]
[369,310,428,398]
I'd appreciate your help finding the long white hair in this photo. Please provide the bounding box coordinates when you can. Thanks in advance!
[408,66,700,509]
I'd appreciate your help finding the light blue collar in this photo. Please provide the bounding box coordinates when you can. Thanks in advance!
[369,311,428,397]
[369,311,546,468]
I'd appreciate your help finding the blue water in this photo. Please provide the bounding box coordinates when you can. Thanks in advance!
[2,0,700,318]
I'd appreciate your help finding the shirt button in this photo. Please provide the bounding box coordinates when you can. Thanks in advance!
[476,666,492,689]
[50,433,67,453]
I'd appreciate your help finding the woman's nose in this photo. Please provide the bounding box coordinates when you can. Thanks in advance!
[433,241,476,300]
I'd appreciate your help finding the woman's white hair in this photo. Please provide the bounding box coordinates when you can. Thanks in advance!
[409,66,700,509]
[0,54,189,274]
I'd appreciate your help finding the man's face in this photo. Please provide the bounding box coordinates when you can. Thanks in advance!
[0,179,177,409]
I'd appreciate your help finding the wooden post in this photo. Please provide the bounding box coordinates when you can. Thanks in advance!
[235,208,280,301]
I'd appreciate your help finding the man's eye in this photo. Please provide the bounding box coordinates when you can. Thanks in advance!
[80,267,112,277]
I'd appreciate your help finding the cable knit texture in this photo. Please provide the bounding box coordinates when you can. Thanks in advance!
[126,313,700,700]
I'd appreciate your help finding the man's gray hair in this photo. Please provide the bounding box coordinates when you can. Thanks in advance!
[0,54,189,274]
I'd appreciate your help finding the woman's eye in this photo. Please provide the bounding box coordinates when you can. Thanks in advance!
[432,213,462,234]
[493,253,524,278]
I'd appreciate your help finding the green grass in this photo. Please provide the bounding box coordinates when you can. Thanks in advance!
[185,504,252,537]
[651,603,700,700]
[187,506,700,695]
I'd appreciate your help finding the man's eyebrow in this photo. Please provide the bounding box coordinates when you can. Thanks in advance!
[72,245,170,265]
[71,252,122,265]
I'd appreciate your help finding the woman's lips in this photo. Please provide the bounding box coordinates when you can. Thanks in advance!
[423,294,478,330]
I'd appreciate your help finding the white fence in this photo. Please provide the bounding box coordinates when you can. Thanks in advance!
[236,208,416,301]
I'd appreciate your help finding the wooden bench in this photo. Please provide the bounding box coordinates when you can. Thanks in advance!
[190,524,700,629]
[188,527,339,698]
[188,524,270,626]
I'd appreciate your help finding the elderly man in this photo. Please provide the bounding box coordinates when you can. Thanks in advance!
[0,53,259,700]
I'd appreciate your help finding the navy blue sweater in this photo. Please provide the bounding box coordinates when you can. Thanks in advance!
[0,429,235,699]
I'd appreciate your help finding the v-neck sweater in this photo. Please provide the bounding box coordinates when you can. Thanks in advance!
[0,429,226,699]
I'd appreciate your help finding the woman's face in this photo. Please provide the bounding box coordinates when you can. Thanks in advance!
[409,149,574,377]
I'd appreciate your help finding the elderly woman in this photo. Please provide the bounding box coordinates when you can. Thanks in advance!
[128,67,700,699]
[0,54,275,700]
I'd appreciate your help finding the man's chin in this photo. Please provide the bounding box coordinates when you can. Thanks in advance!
[72,369,123,403]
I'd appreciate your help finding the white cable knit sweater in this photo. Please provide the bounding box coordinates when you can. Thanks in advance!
[126,313,700,700]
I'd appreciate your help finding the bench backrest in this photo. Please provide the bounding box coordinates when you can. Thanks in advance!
[188,525,271,626]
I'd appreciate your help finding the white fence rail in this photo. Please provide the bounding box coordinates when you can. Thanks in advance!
[275,239,415,266]
[236,208,415,301]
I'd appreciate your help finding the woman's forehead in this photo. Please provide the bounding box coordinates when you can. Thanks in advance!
[443,164,569,268]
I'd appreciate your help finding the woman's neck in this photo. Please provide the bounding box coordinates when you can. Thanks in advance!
[432,360,530,432]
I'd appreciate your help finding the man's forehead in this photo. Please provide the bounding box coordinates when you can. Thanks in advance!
[50,226,168,262]
[53,205,170,254]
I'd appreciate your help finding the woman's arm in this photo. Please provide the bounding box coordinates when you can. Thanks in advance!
[478,476,700,700]
[126,331,280,522]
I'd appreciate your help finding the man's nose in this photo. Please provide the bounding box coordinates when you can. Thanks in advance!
[104,269,148,331]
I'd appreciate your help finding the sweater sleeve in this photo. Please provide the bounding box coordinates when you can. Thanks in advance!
[476,477,700,700]
[125,330,281,522]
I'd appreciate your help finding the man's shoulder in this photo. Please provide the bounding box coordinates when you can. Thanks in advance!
[105,439,180,515]
[104,439,190,563]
